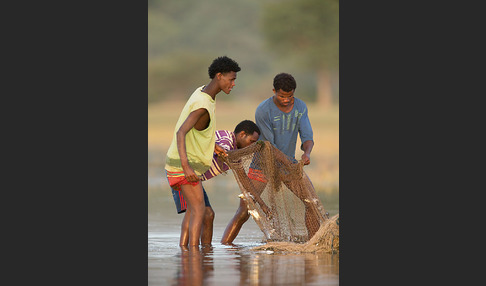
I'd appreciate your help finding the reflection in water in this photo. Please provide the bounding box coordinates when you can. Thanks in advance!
[238,248,338,285]
[174,245,214,286]
[149,177,339,285]
[169,243,338,286]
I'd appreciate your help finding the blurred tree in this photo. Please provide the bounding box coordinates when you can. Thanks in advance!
[262,0,338,108]
[148,0,273,103]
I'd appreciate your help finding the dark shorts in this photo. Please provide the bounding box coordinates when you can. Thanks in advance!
[171,185,211,214]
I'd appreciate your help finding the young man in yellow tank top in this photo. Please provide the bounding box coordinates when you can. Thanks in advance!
[165,56,241,246]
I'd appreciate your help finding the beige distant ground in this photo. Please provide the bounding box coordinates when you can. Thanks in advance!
[148,99,339,192]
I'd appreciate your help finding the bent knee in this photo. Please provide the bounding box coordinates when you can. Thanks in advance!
[205,207,215,222]
[237,209,250,222]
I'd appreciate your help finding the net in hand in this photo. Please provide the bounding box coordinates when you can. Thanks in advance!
[224,140,331,243]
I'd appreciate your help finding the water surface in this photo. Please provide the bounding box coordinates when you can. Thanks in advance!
[148,175,339,285]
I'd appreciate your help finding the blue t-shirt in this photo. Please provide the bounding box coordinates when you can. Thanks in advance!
[255,97,313,159]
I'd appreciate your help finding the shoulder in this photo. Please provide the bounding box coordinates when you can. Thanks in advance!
[256,97,273,109]
[256,97,274,114]
[189,86,206,99]
[294,97,307,106]
[188,86,215,110]
[215,130,236,150]
[294,98,308,110]
[216,130,233,139]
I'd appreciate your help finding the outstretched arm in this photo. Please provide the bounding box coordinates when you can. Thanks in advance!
[300,140,314,165]
[298,103,313,166]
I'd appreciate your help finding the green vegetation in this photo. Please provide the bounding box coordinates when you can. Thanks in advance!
[148,0,339,105]
[148,0,272,103]
[262,0,339,107]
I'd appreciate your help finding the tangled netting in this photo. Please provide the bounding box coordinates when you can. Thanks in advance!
[223,140,338,252]
[253,214,339,253]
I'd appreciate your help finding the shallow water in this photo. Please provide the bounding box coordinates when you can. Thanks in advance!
[148,171,339,285]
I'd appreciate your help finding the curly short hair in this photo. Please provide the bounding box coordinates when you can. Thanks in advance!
[208,56,241,79]
[234,120,260,136]
[273,73,296,92]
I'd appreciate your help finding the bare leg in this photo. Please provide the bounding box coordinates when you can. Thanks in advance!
[200,206,215,246]
[221,198,250,244]
[180,208,191,246]
[180,183,205,246]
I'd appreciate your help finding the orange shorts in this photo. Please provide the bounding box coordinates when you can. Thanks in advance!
[166,170,200,191]
[248,168,268,183]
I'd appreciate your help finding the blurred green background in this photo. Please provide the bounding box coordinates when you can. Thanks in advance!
[148,0,339,204]
[148,0,338,106]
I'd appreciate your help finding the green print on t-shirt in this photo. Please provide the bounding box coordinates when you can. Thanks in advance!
[273,112,303,135]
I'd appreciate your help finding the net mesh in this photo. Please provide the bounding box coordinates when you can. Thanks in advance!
[252,214,339,253]
[223,140,335,246]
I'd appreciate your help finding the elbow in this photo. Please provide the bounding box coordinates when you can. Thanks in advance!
[301,140,314,150]
[176,128,186,139]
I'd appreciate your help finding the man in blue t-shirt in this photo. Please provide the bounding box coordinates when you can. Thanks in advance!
[255,73,314,162]
[221,73,316,244]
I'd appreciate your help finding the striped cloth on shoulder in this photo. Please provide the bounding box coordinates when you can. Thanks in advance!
[200,130,236,181]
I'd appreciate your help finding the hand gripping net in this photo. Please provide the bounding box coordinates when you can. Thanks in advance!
[223,140,331,243]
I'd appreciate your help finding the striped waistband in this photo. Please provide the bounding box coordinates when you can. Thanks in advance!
[166,170,185,177]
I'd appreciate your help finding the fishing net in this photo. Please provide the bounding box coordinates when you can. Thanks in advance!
[223,140,338,250]
[252,214,339,253]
